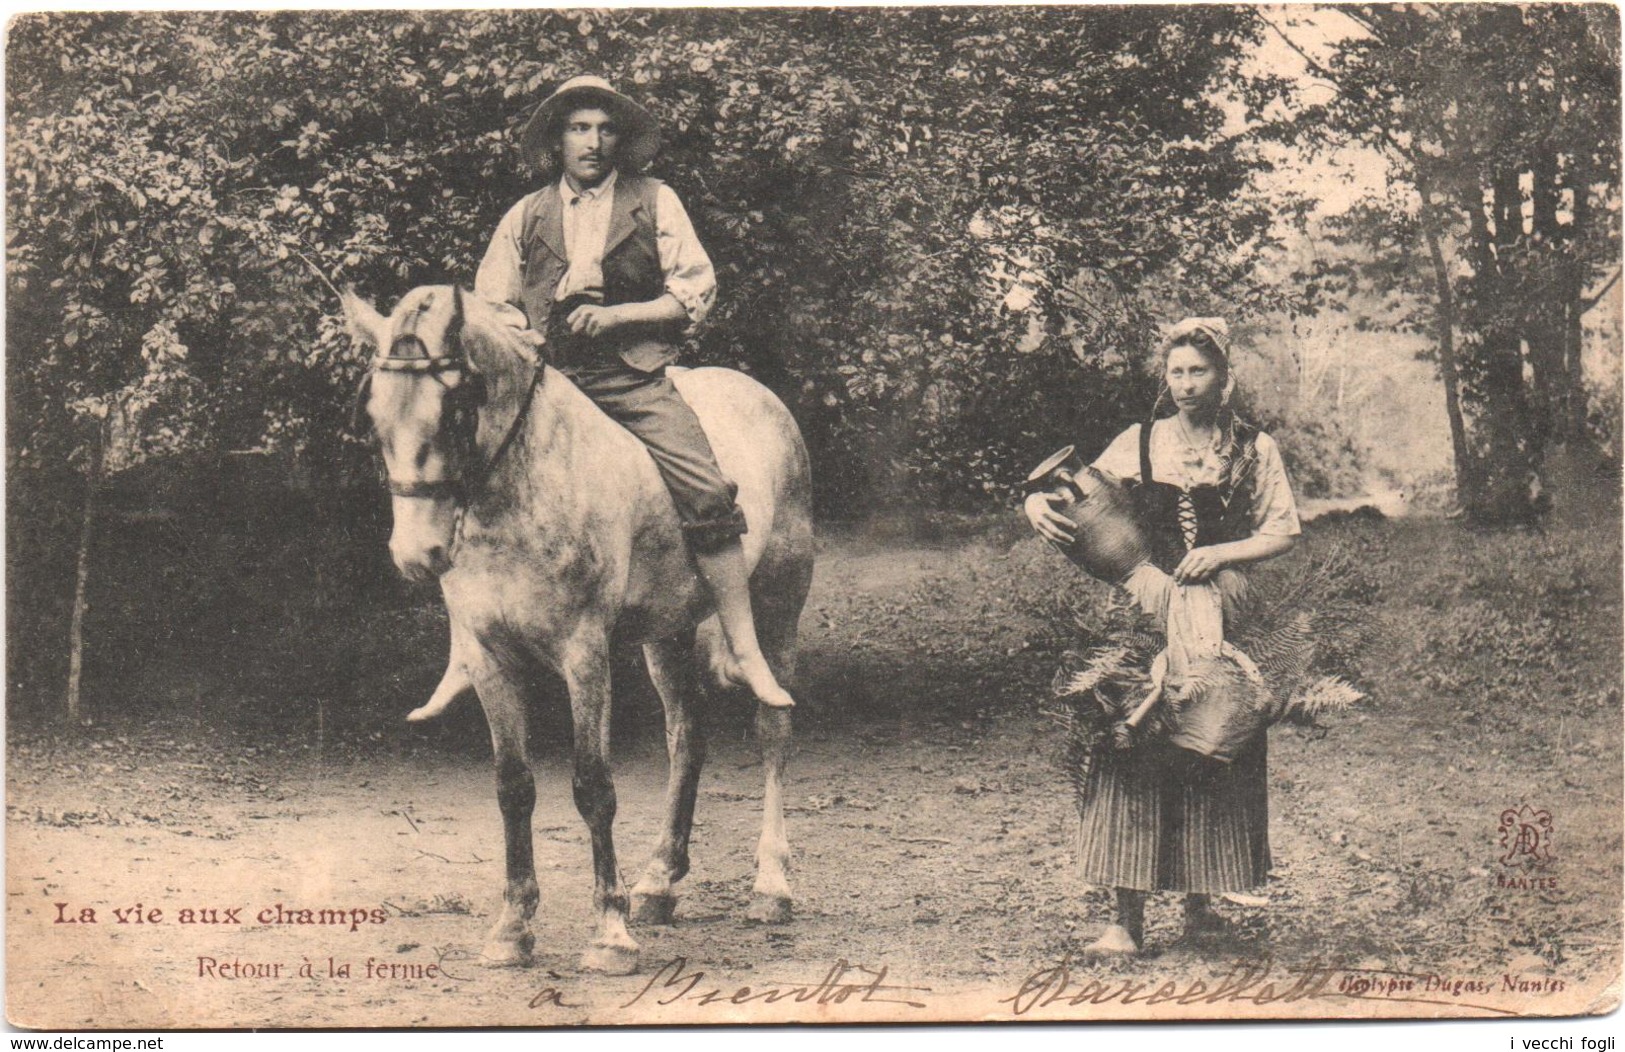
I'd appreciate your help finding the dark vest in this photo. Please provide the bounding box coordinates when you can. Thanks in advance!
[1131,414,1261,574]
[517,174,680,372]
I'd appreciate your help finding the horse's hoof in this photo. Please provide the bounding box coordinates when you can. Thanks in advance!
[631,891,679,925]
[479,934,535,968]
[580,941,639,976]
[745,894,792,925]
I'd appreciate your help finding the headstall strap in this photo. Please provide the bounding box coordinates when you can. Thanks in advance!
[372,334,465,374]
[361,319,542,505]
[461,364,542,499]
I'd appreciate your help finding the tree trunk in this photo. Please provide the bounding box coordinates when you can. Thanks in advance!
[65,417,107,724]
[1527,149,1565,446]
[1448,166,1540,522]
[1564,158,1592,441]
[1414,173,1475,504]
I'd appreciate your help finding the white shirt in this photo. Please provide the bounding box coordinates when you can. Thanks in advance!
[474,172,717,328]
[557,169,621,302]
[1091,418,1302,538]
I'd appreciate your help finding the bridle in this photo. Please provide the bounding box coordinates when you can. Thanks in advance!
[354,289,542,506]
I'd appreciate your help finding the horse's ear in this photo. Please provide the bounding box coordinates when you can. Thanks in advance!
[514,328,545,367]
[341,286,388,351]
[484,300,544,365]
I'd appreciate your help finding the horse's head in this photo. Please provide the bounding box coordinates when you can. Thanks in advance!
[344,285,489,582]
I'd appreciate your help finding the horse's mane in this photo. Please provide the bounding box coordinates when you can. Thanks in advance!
[459,293,545,376]
[455,291,632,452]
[458,292,639,433]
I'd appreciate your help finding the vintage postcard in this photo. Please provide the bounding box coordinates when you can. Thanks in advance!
[6,5,1621,1029]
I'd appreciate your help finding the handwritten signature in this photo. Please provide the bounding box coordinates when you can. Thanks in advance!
[621,957,931,1010]
[1002,958,1519,1016]
[1002,957,1336,1015]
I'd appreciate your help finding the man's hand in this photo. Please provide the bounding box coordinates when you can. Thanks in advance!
[1173,545,1229,584]
[566,303,625,339]
[1025,491,1078,547]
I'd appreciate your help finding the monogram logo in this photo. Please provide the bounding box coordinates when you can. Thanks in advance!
[1498,804,1555,868]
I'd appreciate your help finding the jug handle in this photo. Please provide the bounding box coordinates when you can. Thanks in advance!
[1023,444,1086,499]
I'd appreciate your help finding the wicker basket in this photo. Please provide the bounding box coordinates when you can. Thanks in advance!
[1163,659,1270,763]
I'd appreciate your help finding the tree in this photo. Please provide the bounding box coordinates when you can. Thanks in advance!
[1265,5,1621,522]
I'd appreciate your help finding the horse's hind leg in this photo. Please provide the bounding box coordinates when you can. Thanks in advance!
[630,629,705,925]
[744,557,809,925]
[746,703,793,924]
[474,665,539,966]
[563,632,640,975]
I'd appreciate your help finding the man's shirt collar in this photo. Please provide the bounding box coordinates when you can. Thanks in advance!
[560,169,618,205]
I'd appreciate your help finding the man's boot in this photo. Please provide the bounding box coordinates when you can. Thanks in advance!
[692,541,795,708]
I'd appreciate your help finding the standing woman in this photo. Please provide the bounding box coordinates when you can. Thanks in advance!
[1024,318,1302,954]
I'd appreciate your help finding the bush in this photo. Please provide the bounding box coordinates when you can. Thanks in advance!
[1271,410,1368,499]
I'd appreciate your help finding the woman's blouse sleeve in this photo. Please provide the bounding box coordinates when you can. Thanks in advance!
[1089,424,1142,482]
[1251,432,1302,537]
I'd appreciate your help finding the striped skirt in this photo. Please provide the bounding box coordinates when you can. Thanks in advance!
[1075,737,1271,893]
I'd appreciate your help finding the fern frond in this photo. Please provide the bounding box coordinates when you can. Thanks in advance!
[1276,676,1366,724]
[1055,646,1136,696]
[1044,544,1374,811]
[1247,547,1356,623]
[1039,684,1117,810]
[1173,656,1269,713]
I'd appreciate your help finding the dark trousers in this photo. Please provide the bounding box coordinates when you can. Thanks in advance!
[558,354,748,551]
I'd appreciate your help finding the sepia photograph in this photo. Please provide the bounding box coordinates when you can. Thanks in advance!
[5,4,1622,1029]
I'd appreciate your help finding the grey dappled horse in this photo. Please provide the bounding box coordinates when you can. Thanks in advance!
[346,286,813,974]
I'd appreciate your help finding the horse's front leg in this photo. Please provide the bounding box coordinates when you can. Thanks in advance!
[472,660,539,966]
[746,703,794,923]
[563,630,639,974]
[630,630,705,924]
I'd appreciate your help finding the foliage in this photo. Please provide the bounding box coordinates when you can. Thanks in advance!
[1381,532,1622,767]
[1264,406,1368,500]
[7,9,1292,512]
[1232,228,1460,498]
[1044,547,1373,802]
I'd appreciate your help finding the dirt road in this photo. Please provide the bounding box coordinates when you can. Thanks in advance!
[7,522,1620,1026]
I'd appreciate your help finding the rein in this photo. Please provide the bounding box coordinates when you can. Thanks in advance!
[459,362,542,501]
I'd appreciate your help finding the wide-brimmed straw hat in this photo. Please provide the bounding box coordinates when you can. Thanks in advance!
[518,75,661,174]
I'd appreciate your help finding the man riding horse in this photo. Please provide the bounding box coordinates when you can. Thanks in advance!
[472,75,793,712]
